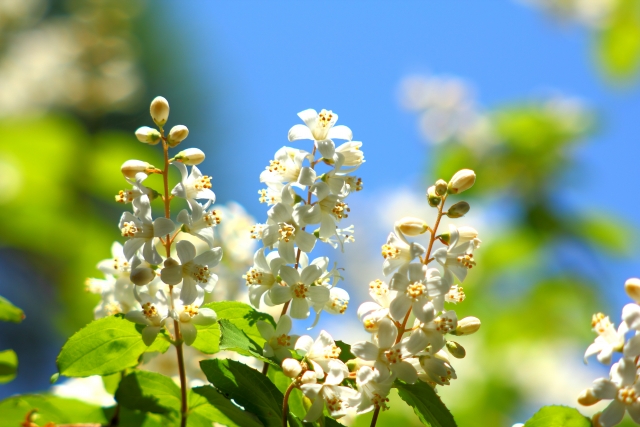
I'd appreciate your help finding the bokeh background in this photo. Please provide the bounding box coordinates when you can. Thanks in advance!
[1,0,640,426]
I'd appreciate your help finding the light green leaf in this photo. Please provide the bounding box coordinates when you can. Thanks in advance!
[104,405,174,427]
[523,406,590,427]
[57,314,169,377]
[267,365,306,419]
[219,319,277,366]
[200,358,283,427]
[115,370,182,414]
[596,0,640,79]
[188,385,263,427]
[0,296,24,323]
[204,301,275,346]
[102,372,123,395]
[396,380,457,427]
[0,395,107,427]
[191,319,221,354]
[335,340,356,364]
[0,349,17,384]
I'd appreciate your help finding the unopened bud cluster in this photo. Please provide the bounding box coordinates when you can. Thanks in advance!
[578,277,640,427]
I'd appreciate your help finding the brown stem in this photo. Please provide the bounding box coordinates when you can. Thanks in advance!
[174,326,189,427]
[262,361,270,375]
[370,406,381,427]
[281,382,297,427]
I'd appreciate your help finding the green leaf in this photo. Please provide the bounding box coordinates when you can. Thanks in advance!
[568,213,632,255]
[267,365,306,419]
[205,301,275,346]
[0,395,107,426]
[219,319,277,366]
[104,406,174,427]
[115,370,182,414]
[396,380,457,427]
[0,349,17,384]
[335,341,355,364]
[200,358,283,427]
[0,296,25,323]
[188,385,263,427]
[523,406,591,427]
[57,314,169,377]
[191,319,221,354]
[102,372,123,395]
[596,0,640,79]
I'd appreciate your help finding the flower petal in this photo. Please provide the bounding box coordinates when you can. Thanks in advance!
[288,124,313,142]
[176,240,196,264]
[181,322,198,346]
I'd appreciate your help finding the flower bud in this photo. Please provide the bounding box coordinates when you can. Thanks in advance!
[453,317,481,336]
[121,160,160,179]
[282,358,303,378]
[445,341,466,358]
[435,179,448,196]
[300,370,317,384]
[448,169,476,194]
[135,126,161,145]
[395,217,430,236]
[130,267,155,286]
[168,125,189,147]
[578,388,600,406]
[172,148,205,166]
[150,96,169,127]
[625,278,640,303]
[446,201,470,218]
[427,185,441,207]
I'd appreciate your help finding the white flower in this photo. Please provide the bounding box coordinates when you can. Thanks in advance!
[176,200,220,248]
[433,228,477,282]
[381,232,426,276]
[584,313,627,364]
[269,264,329,319]
[170,289,217,346]
[324,287,349,315]
[171,163,216,204]
[335,141,364,168]
[358,280,394,333]
[389,264,445,323]
[416,350,457,386]
[125,288,169,346]
[300,360,357,422]
[261,202,317,263]
[583,358,640,427]
[319,224,355,252]
[119,196,176,264]
[351,318,426,383]
[160,240,222,304]
[411,310,458,355]
[295,330,347,377]
[260,146,314,187]
[348,366,394,414]
[257,315,299,361]
[244,248,286,308]
[288,109,352,144]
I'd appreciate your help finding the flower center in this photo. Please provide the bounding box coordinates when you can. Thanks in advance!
[407,282,426,299]
[243,267,264,285]
[115,189,136,203]
[332,201,350,219]
[370,279,388,298]
[292,283,308,298]
[250,224,266,240]
[203,210,220,227]
[189,263,212,284]
[445,285,465,303]
[278,223,295,242]
[142,302,162,325]
[456,253,476,269]
[258,189,276,204]
[329,295,348,314]
[346,176,363,191]
[618,386,640,405]
[434,316,455,334]
[179,305,199,322]
[384,348,403,364]
[325,396,342,412]
[276,333,291,347]
[372,393,390,411]
[313,109,334,140]
[194,176,212,191]
[104,302,122,316]
[592,313,613,334]
[381,244,400,259]
[112,256,130,273]
[121,221,138,237]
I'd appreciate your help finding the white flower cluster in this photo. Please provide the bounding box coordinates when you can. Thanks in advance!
[578,278,640,427]
[85,96,224,347]
[246,109,364,324]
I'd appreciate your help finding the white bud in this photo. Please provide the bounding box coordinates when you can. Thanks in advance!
[135,126,161,145]
[445,341,466,358]
[150,96,170,127]
[454,317,481,335]
[130,267,155,286]
[335,141,364,167]
[457,226,479,243]
[168,125,189,147]
[282,358,303,378]
[448,169,476,194]
[395,217,429,236]
[300,370,317,384]
[172,148,205,166]
[578,388,600,406]
[427,185,441,207]
[121,160,159,179]
[625,278,640,303]
[435,179,448,196]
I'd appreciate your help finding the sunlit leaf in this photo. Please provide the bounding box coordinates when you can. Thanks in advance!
[523,405,590,427]
[0,395,107,427]
[596,0,640,79]
[0,296,25,323]
[189,385,263,427]
[396,380,457,427]
[0,349,17,384]
[115,370,182,414]
[204,301,275,346]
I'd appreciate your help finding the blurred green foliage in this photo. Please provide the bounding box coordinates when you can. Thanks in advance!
[596,0,640,81]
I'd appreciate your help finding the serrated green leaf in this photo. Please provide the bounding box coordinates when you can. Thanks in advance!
[188,385,263,427]
[200,358,283,427]
[335,341,355,364]
[57,314,169,377]
[205,301,275,346]
[191,319,221,354]
[0,349,17,384]
[0,395,107,427]
[396,380,457,427]
[0,296,25,323]
[523,405,591,427]
[219,319,277,366]
[115,370,182,414]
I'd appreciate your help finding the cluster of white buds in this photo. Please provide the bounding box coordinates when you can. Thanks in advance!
[246,109,363,325]
[348,169,482,413]
[578,278,640,427]
[86,96,223,346]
